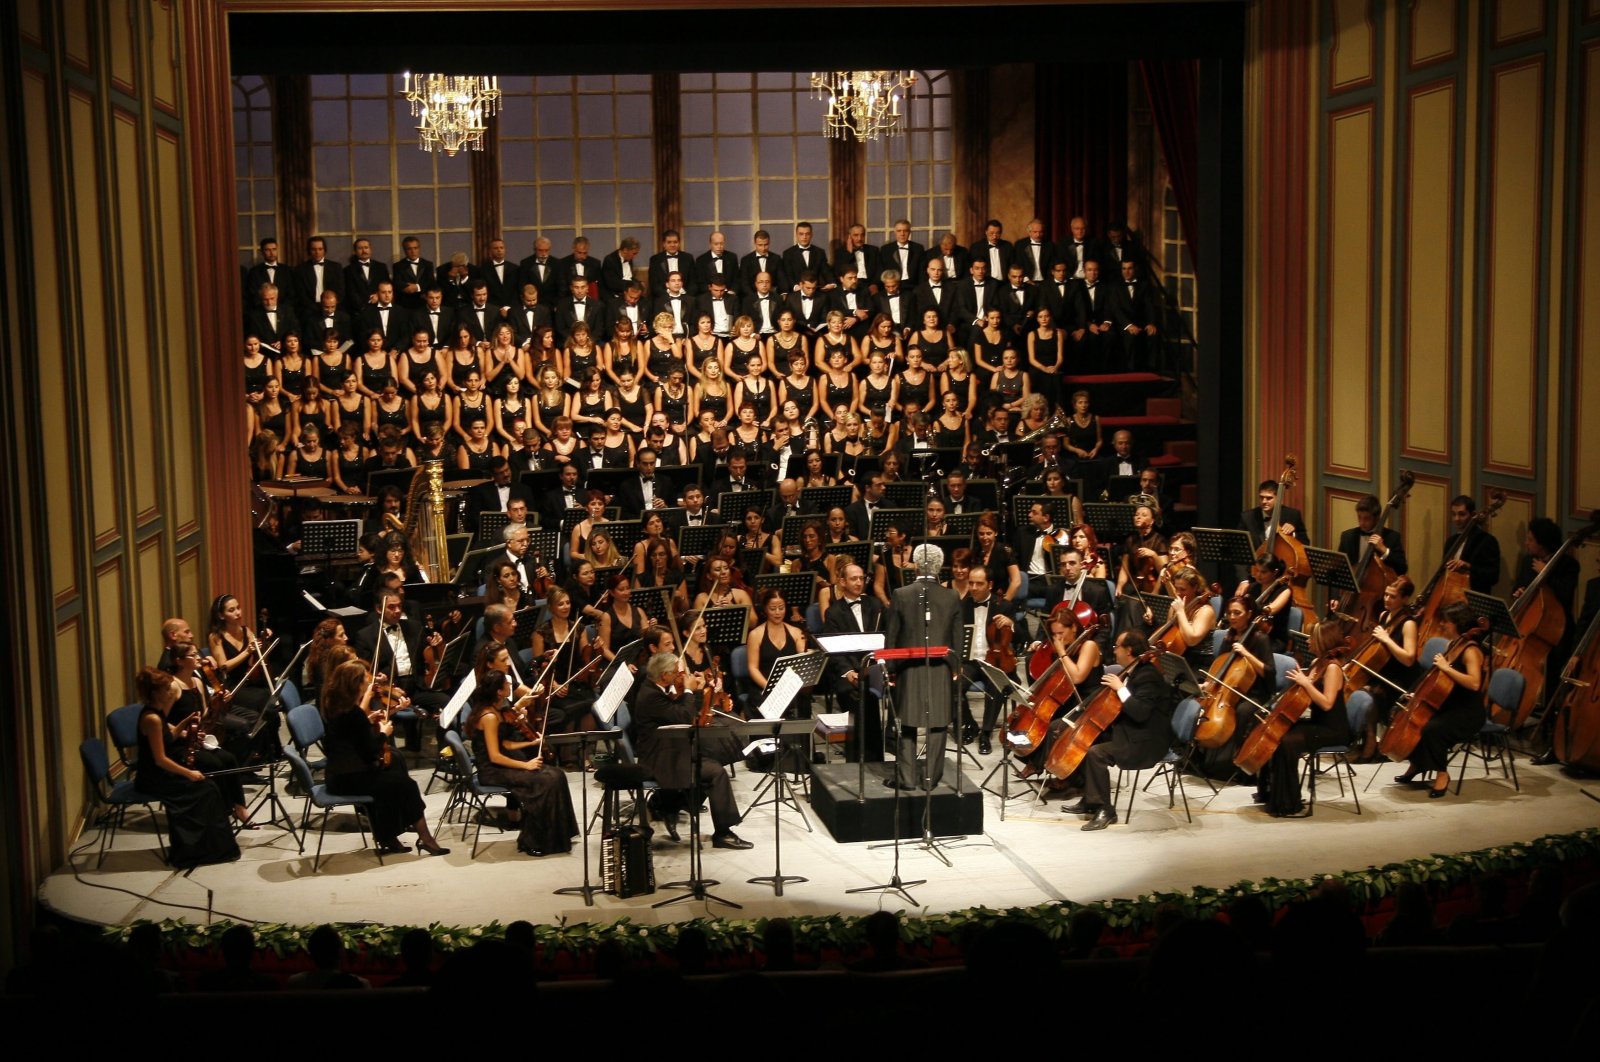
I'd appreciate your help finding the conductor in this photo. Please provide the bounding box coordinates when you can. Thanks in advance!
[883,543,964,790]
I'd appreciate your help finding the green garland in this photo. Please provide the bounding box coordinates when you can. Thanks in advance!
[103,827,1600,962]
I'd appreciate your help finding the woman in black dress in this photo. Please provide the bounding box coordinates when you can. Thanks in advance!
[445,326,484,395]
[453,369,492,446]
[318,659,449,856]
[909,307,952,372]
[467,646,578,856]
[596,571,646,663]
[354,328,397,400]
[396,327,442,396]
[288,377,332,447]
[1262,614,1355,817]
[329,422,369,495]
[275,331,311,399]
[895,347,935,419]
[656,365,692,433]
[408,368,451,448]
[611,368,652,438]
[1357,576,1422,760]
[158,647,255,827]
[249,375,290,443]
[131,667,242,868]
[932,388,970,450]
[314,332,352,397]
[744,588,806,696]
[1393,601,1487,799]
[734,354,777,428]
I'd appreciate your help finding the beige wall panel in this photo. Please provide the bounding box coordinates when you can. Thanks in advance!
[988,64,1036,233]
[1483,60,1542,476]
[1402,83,1455,461]
[62,0,91,69]
[150,0,179,114]
[1325,107,1374,477]
[51,619,85,847]
[1410,0,1457,66]
[136,536,164,665]
[69,92,119,547]
[114,112,159,523]
[1321,486,1370,551]
[25,74,77,602]
[1494,0,1544,44]
[1575,43,1600,515]
[17,0,43,44]
[96,560,128,718]
[1399,473,1453,588]
[1330,0,1376,91]
[1490,489,1535,597]
[155,131,199,535]
[177,548,202,630]
[108,0,135,92]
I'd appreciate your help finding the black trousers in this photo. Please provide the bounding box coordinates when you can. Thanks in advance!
[895,724,949,788]
[960,661,1007,732]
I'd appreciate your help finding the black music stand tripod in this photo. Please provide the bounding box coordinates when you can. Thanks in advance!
[736,717,816,896]
[654,723,740,910]
[548,730,609,907]
[847,650,924,904]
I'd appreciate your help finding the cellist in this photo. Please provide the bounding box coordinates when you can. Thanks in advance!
[1393,601,1486,798]
[1518,517,1580,765]
[1235,554,1293,653]
[1195,595,1276,781]
[1019,604,1103,782]
[1354,577,1422,762]
[1115,503,1168,634]
[1257,615,1355,818]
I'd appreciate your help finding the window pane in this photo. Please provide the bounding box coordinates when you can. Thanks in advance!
[616,96,651,136]
[682,93,713,135]
[717,93,752,135]
[540,184,575,226]
[537,95,572,137]
[350,98,388,140]
[579,138,615,181]
[538,143,574,181]
[718,137,752,179]
[312,100,347,141]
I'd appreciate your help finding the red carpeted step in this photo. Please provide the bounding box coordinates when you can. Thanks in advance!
[1100,415,1183,428]
[1146,396,1182,419]
[1164,439,1198,463]
[1148,454,1182,467]
[1061,372,1167,386]
[1180,483,1199,506]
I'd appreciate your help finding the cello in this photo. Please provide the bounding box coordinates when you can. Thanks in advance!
[1258,455,1314,610]
[1379,616,1489,761]
[1494,511,1600,728]
[1550,603,1600,772]
[1415,490,1506,644]
[1193,612,1273,750]
[1340,471,1415,630]
[1232,637,1351,776]
[1043,648,1160,780]
[1005,604,1099,756]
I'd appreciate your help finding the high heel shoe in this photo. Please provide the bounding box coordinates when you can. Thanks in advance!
[417,839,452,856]
[1428,778,1450,799]
[1393,769,1421,785]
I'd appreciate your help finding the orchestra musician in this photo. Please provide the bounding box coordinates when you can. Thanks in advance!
[958,565,1018,755]
[1515,517,1579,765]
[1059,630,1174,831]
[1238,478,1305,548]
[630,651,754,849]
[1115,503,1168,634]
[821,562,885,761]
[204,594,277,762]
[1356,577,1421,762]
[1018,603,1104,781]
[883,544,964,790]
[1258,615,1355,818]
[350,590,447,750]
[160,643,254,827]
[1336,493,1408,576]
[1195,591,1273,781]
[1441,494,1501,593]
[1393,601,1486,798]
[131,666,244,867]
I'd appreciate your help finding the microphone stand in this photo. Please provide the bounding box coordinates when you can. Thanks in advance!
[847,649,924,904]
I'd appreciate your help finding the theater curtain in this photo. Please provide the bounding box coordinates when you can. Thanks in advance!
[1033,62,1128,239]
[1139,58,1200,262]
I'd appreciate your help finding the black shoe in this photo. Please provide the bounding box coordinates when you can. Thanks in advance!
[1393,770,1421,785]
[960,723,978,746]
[662,818,681,842]
[1530,749,1557,766]
[711,831,753,850]
[377,840,413,854]
[418,840,451,856]
[882,777,915,791]
[1428,779,1450,799]
[1081,807,1117,832]
[978,732,993,756]
[1060,801,1092,815]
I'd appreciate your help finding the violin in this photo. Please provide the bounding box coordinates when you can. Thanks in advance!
[1379,618,1489,761]
[699,654,734,727]
[529,547,553,598]
[985,606,1017,674]
[1044,649,1160,779]
[420,609,462,689]
[1193,613,1272,750]
[367,674,407,768]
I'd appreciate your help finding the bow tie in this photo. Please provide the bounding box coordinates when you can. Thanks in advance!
[385,624,400,633]
[641,476,654,483]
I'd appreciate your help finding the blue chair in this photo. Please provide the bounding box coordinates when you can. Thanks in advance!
[1287,607,1305,635]
[1119,698,1197,825]
[436,730,512,859]
[80,738,166,868]
[282,747,380,872]
[1302,707,1363,816]
[106,703,145,770]
[1450,668,1523,794]
[276,678,303,712]
[804,602,824,636]
[286,705,326,765]
[730,644,753,714]
[1209,628,1226,658]
[1273,654,1296,695]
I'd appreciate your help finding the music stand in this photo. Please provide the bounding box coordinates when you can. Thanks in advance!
[800,485,851,513]
[590,639,643,728]
[754,571,817,610]
[517,468,560,501]
[1013,494,1076,531]
[299,519,361,558]
[631,583,674,625]
[822,540,873,571]
[964,478,1000,511]
[718,488,773,522]
[677,522,726,561]
[970,658,1039,816]
[1288,629,1314,667]
[930,536,972,573]
[870,507,926,542]
[599,519,644,556]
[558,506,589,536]
[816,631,888,792]
[775,512,814,545]
[549,729,612,906]
[845,645,927,906]
[1463,591,1521,641]
[476,510,511,546]
[1140,592,1176,628]
[735,716,815,896]
[698,605,750,648]
[1305,546,1359,595]
[365,467,413,499]
[1156,652,1206,699]
[527,526,559,571]
[1106,474,1141,499]
[882,481,930,509]
[1192,528,1258,569]
[737,548,769,578]
[658,464,701,490]
[582,467,634,501]
[652,723,739,911]
[945,512,980,540]
[509,604,540,644]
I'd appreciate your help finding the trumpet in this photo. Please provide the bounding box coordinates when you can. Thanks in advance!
[1016,412,1066,445]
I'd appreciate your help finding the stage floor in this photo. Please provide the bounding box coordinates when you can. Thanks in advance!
[41,747,1600,930]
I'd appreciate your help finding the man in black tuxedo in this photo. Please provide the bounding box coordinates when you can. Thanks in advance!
[924,232,971,284]
[344,237,390,310]
[884,544,964,789]
[821,562,885,761]
[762,477,807,533]
[707,450,756,503]
[1015,501,1065,588]
[1441,494,1502,593]
[694,276,740,339]
[1100,430,1144,496]
[1047,547,1116,656]
[1336,494,1408,577]
[597,236,641,299]
[555,236,598,293]
[1060,216,1093,280]
[1110,260,1161,371]
[392,236,435,311]
[605,281,649,339]
[738,229,786,296]
[968,219,1013,283]
[873,269,917,337]
[1038,260,1076,326]
[694,230,740,295]
[651,271,694,339]
[349,592,446,748]
[880,219,925,290]
[464,457,536,533]
[828,264,875,339]
[244,237,285,310]
[1013,218,1057,284]
[1069,259,1114,372]
[833,224,883,293]
[648,230,696,298]
[781,221,834,292]
[844,474,888,540]
[556,276,605,343]
[613,447,675,517]
[474,238,520,313]
[631,652,752,848]
[517,236,560,305]
[244,283,298,348]
[953,260,1004,344]
[1238,478,1306,549]
[912,258,955,324]
[305,289,354,348]
[741,270,784,336]
[783,273,830,336]
[1060,630,1175,831]
[543,463,584,529]
[998,264,1037,343]
[361,278,412,348]
[439,253,474,309]
[292,236,345,324]
[1098,220,1146,275]
[509,282,554,348]
[939,470,978,516]
[409,286,456,348]
[458,280,501,343]
[959,564,1018,754]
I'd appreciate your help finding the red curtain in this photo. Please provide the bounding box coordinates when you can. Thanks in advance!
[1138,58,1201,262]
[1033,62,1128,239]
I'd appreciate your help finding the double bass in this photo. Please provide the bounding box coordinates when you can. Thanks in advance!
[1494,511,1599,728]
[1415,490,1506,644]
[1341,471,1415,629]
[1379,617,1489,760]
[1550,603,1600,773]
[1258,455,1314,610]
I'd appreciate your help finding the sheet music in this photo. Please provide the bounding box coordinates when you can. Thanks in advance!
[815,632,886,654]
[759,668,805,721]
[593,664,633,725]
[439,670,476,729]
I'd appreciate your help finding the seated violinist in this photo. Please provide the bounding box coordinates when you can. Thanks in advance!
[630,651,754,849]
[958,565,1017,755]
[349,588,446,751]
[1059,630,1175,831]
[466,644,578,856]
[1018,603,1103,781]
[528,588,600,743]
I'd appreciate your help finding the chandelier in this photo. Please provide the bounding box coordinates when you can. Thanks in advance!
[809,70,916,141]
[401,72,502,156]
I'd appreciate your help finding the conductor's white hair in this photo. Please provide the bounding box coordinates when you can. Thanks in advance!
[912,543,944,578]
